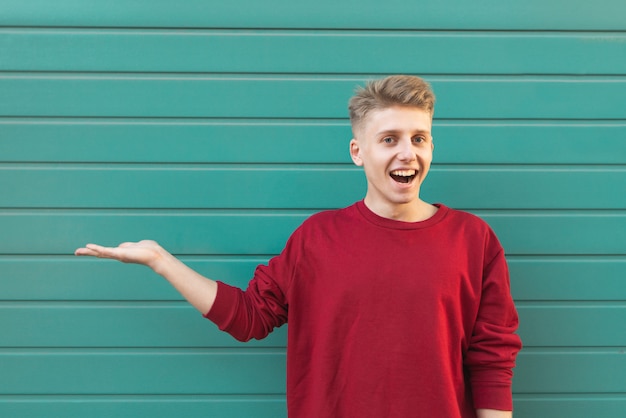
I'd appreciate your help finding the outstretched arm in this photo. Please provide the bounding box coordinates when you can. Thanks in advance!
[75,240,217,314]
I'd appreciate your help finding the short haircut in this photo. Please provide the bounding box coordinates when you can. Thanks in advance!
[348,75,436,133]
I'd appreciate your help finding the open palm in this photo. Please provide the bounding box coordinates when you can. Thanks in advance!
[75,240,163,267]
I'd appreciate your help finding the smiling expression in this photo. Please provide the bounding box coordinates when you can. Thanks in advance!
[350,105,434,220]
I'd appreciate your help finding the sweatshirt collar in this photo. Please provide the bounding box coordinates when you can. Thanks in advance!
[355,200,449,230]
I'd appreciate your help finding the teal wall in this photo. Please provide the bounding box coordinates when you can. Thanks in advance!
[1,1,625,416]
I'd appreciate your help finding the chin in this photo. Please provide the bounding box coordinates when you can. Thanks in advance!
[395,189,421,202]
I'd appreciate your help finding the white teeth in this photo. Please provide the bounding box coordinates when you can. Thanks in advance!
[390,170,416,177]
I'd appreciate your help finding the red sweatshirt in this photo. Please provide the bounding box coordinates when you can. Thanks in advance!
[205,201,521,418]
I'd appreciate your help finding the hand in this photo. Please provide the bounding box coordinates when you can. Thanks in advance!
[74,240,164,269]
[476,409,512,418]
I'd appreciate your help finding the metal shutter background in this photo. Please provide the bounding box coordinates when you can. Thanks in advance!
[1,1,625,416]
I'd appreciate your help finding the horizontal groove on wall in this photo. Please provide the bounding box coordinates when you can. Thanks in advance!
[0,303,623,347]
[0,212,625,255]
[2,120,626,164]
[2,29,626,75]
[0,349,623,393]
[2,76,626,119]
[1,0,625,30]
[1,167,625,210]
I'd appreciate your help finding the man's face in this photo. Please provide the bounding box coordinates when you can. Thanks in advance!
[350,106,433,218]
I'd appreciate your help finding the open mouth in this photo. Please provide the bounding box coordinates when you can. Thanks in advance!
[390,169,417,184]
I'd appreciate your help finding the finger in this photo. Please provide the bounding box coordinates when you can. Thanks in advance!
[75,243,97,255]
[85,243,109,255]
[74,247,91,256]
[74,247,104,257]
[75,243,114,259]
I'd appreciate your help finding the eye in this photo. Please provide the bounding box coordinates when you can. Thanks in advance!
[382,137,394,144]
[412,136,426,143]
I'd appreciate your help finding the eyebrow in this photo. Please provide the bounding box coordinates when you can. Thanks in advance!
[376,129,431,136]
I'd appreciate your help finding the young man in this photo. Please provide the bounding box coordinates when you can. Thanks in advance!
[76,75,521,418]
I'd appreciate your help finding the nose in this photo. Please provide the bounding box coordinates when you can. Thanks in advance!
[397,138,416,162]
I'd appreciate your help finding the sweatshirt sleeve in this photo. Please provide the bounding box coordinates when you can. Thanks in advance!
[203,275,288,342]
[465,237,522,411]
[203,227,303,342]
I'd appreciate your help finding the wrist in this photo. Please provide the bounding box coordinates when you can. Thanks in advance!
[148,245,174,276]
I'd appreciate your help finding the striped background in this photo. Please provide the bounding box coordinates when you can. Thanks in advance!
[1,1,625,416]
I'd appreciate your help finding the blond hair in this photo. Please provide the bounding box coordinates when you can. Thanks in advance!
[348,75,435,133]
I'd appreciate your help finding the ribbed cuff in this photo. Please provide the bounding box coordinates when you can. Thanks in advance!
[472,381,513,411]
[202,281,238,328]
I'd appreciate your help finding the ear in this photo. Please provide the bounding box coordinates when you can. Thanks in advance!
[431,137,435,152]
[350,138,363,166]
